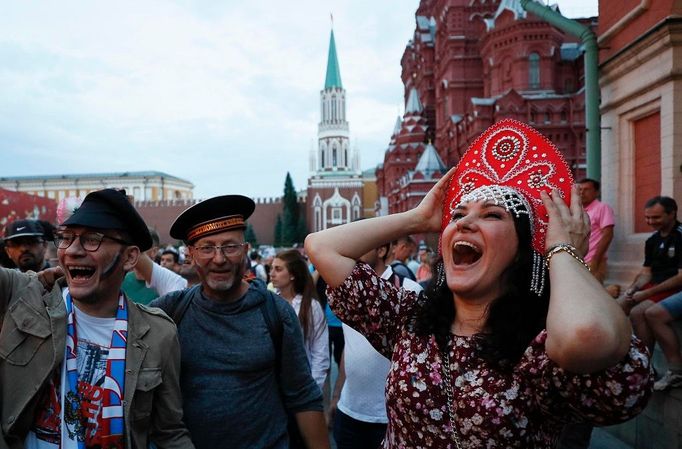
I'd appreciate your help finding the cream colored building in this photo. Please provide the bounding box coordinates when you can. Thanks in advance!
[599,10,682,285]
[0,171,194,203]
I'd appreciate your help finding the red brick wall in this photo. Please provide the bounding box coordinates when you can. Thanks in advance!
[136,198,289,246]
[250,200,285,245]
[634,111,661,233]
[136,200,198,245]
[599,0,679,62]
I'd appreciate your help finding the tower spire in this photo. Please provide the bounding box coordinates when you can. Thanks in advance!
[325,29,343,89]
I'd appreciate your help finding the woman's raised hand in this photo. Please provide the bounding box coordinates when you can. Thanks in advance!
[413,167,457,233]
[541,184,590,255]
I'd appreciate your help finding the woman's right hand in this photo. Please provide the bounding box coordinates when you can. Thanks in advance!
[412,167,456,233]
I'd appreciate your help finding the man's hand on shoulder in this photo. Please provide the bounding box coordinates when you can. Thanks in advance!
[38,266,64,290]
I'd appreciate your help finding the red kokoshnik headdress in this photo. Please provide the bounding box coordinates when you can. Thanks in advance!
[441,119,574,254]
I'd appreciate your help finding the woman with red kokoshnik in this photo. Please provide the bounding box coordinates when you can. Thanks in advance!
[305,119,653,448]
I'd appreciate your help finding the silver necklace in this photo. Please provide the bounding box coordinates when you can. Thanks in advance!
[441,346,464,449]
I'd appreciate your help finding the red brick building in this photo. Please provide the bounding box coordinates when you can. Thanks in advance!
[377,0,594,214]
[375,88,446,215]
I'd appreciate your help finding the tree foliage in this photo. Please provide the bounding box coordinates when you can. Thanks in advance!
[274,214,283,247]
[244,223,258,247]
[280,172,306,246]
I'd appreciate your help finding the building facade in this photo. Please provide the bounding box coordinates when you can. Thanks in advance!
[376,88,446,216]
[595,2,682,446]
[306,29,374,231]
[376,0,593,214]
[0,189,57,229]
[0,171,194,203]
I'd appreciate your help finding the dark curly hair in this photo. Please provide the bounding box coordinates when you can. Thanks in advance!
[412,210,550,370]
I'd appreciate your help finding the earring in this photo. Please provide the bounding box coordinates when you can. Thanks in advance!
[530,250,545,296]
[435,261,446,289]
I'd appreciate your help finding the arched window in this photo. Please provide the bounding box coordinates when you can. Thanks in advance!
[353,205,360,220]
[528,53,540,89]
[320,149,325,169]
[344,149,348,167]
[332,145,338,166]
[331,95,337,121]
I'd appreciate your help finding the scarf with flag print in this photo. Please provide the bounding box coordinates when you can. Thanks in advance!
[64,292,127,449]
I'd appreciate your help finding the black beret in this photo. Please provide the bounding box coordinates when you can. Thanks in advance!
[170,195,255,243]
[62,189,153,251]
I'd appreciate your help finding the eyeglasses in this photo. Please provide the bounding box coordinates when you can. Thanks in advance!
[192,243,246,258]
[55,231,130,252]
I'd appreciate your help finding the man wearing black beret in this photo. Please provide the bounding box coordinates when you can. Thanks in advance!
[150,195,329,449]
[0,189,194,449]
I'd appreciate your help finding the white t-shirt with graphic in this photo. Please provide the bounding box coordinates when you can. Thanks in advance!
[24,288,116,449]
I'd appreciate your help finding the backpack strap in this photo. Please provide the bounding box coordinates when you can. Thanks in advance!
[258,289,284,371]
[390,261,417,282]
[164,284,201,325]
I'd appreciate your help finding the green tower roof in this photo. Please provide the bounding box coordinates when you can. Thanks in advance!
[324,29,343,89]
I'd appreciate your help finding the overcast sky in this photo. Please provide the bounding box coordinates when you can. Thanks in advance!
[0,0,597,200]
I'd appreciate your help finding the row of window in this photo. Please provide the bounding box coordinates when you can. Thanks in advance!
[16,187,189,201]
[321,94,346,123]
[313,205,362,230]
[320,142,349,168]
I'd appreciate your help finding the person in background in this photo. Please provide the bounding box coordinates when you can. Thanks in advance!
[3,219,49,272]
[122,228,186,304]
[178,245,200,287]
[644,289,682,390]
[621,196,682,346]
[313,272,344,372]
[250,250,268,282]
[160,247,181,273]
[415,241,433,285]
[271,249,330,390]
[386,236,417,282]
[329,240,421,449]
[557,178,618,448]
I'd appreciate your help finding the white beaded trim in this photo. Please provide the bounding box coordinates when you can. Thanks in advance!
[455,185,532,219]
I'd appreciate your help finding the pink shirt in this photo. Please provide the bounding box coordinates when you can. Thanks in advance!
[584,199,615,263]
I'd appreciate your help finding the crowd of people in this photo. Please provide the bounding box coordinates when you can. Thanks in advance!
[0,118,678,449]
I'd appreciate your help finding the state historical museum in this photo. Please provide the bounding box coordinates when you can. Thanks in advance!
[376,0,595,215]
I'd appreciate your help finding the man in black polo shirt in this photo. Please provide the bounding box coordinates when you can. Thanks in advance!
[622,196,682,352]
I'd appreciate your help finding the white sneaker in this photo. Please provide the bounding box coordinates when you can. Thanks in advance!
[653,370,682,391]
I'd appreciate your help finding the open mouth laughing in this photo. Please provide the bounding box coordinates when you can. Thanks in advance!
[67,265,96,281]
[452,241,482,266]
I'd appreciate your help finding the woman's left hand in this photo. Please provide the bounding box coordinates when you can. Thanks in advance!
[541,184,590,255]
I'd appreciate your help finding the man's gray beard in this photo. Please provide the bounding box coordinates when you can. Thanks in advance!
[204,263,244,296]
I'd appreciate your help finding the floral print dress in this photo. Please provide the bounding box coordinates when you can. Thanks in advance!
[327,263,653,449]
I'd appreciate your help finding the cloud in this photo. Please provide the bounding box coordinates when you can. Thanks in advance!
[0,0,595,199]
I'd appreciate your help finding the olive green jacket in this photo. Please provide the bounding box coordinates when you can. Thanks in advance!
[0,268,194,449]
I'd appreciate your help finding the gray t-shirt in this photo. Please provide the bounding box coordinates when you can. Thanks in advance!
[151,283,322,449]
